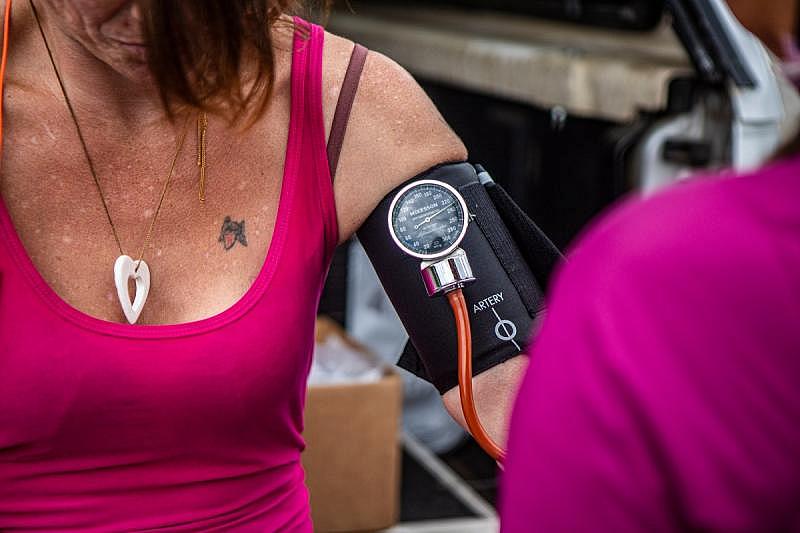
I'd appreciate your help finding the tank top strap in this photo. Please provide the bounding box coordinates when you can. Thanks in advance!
[290,17,339,261]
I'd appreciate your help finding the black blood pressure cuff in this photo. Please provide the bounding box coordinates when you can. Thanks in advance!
[357,163,562,394]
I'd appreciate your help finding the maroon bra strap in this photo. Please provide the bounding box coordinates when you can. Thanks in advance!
[326,43,369,181]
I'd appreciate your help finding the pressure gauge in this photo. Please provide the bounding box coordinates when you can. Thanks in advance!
[388,179,470,260]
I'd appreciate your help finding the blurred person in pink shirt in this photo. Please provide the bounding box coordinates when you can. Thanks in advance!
[500,138,800,532]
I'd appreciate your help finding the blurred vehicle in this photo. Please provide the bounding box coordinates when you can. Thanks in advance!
[377,0,667,31]
[330,0,799,246]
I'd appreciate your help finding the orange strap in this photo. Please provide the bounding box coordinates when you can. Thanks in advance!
[0,0,12,160]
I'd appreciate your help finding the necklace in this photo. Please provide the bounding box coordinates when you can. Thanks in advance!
[31,0,190,324]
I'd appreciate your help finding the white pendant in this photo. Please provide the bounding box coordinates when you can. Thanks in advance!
[113,255,151,324]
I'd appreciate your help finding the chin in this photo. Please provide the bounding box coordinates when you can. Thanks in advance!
[119,44,148,64]
[115,61,153,83]
[107,48,151,78]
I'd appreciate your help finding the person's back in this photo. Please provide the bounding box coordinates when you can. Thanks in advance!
[501,156,800,532]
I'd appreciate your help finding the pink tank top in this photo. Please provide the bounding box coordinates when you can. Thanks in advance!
[0,18,337,532]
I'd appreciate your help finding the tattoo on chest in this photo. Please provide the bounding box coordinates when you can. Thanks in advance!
[219,216,248,251]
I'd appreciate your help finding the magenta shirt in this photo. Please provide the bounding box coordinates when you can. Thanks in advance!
[0,19,336,532]
[501,158,800,532]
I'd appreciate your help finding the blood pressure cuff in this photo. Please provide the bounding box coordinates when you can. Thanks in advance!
[357,162,562,394]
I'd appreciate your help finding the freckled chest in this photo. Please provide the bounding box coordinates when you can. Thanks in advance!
[0,92,292,325]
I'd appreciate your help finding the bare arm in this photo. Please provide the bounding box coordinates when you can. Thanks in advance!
[325,34,528,444]
[442,355,529,448]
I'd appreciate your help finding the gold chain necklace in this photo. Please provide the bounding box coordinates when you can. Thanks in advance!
[31,0,190,324]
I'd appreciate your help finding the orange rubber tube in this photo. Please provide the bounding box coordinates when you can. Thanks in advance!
[447,289,505,463]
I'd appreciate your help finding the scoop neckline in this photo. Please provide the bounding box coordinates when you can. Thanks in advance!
[0,21,305,340]
[0,155,296,338]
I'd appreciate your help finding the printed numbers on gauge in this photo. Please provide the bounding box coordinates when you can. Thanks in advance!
[390,181,468,259]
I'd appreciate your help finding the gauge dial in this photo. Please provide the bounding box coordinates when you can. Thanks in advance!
[388,180,469,260]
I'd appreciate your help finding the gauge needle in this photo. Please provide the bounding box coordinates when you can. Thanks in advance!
[414,203,454,230]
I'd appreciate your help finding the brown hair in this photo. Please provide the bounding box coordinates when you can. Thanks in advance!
[141,0,329,124]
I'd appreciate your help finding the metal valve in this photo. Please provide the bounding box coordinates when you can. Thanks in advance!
[420,248,476,297]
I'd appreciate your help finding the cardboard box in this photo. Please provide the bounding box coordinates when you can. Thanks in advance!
[303,317,403,532]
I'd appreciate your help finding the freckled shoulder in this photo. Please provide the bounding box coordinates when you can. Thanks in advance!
[320,30,468,244]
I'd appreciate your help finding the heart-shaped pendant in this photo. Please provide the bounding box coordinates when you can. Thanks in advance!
[114,255,151,324]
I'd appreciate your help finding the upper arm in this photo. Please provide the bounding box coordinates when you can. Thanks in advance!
[323,35,468,243]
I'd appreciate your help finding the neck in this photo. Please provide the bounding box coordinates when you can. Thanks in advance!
[25,1,171,130]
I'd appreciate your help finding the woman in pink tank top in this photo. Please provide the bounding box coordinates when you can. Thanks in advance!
[0,1,523,531]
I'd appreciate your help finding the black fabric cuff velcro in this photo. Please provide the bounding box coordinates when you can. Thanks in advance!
[397,338,528,395]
